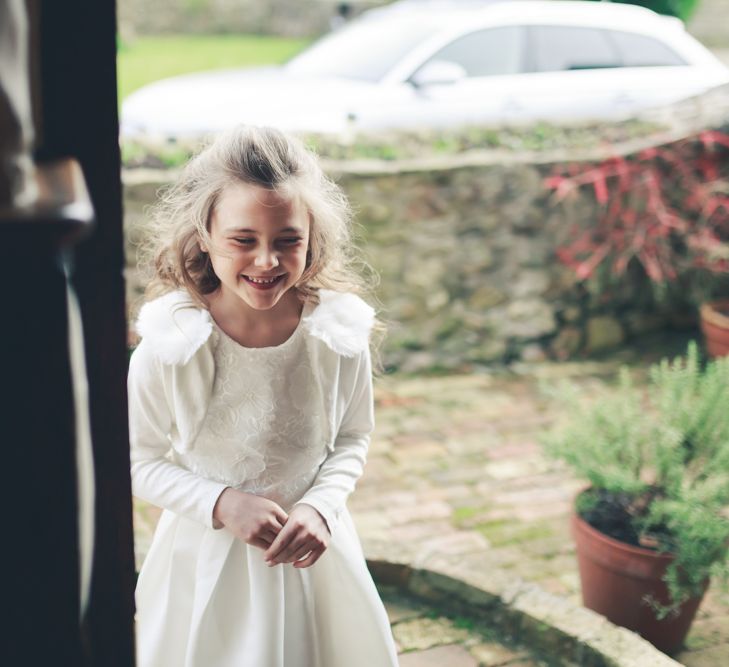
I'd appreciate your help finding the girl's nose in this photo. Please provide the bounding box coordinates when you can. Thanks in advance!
[254,248,279,269]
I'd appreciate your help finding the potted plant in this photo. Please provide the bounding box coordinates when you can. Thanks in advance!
[545,129,729,356]
[700,299,729,357]
[542,342,729,655]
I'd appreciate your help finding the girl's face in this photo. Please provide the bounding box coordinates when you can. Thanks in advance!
[205,182,310,313]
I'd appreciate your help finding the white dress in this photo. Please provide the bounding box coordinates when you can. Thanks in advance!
[129,292,399,667]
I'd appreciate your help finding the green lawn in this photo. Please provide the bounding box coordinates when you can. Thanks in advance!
[117,34,312,101]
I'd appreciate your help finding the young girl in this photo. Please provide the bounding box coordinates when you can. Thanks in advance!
[128,126,399,667]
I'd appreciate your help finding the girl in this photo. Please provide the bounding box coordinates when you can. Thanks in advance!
[128,126,399,667]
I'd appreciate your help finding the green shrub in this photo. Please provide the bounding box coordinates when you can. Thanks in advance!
[543,342,729,617]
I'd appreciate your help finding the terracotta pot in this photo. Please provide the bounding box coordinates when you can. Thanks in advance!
[700,300,729,358]
[571,510,708,655]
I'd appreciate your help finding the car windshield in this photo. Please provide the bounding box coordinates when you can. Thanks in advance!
[286,14,441,82]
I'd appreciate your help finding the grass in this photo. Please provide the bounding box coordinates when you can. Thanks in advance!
[117,34,311,101]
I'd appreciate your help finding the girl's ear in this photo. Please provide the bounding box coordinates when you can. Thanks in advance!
[198,235,209,253]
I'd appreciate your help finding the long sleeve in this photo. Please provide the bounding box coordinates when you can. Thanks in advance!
[294,347,374,533]
[128,339,229,529]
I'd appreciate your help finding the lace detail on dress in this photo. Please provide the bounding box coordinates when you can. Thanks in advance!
[176,320,330,509]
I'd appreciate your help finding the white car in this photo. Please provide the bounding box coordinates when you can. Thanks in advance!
[120,0,729,140]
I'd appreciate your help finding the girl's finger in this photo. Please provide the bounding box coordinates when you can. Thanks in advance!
[289,542,314,563]
[260,529,278,545]
[279,538,310,563]
[249,536,271,551]
[264,527,296,562]
[249,524,280,548]
[274,508,288,526]
[268,519,285,534]
[293,548,324,569]
[273,535,308,564]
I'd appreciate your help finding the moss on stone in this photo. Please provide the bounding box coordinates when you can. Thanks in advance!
[475,520,556,547]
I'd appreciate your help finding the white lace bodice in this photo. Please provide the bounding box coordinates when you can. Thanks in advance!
[130,288,376,531]
[174,318,329,510]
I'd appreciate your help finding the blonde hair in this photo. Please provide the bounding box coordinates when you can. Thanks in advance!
[141,125,376,309]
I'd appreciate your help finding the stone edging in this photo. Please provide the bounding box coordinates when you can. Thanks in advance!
[365,548,683,667]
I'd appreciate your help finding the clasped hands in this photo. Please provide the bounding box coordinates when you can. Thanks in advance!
[212,487,330,568]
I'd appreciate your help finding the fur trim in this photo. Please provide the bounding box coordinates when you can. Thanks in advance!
[303,290,375,357]
[135,291,213,365]
[136,289,374,364]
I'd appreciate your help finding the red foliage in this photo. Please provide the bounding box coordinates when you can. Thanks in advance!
[546,132,729,285]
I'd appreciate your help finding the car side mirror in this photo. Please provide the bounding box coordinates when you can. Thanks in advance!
[410,60,467,88]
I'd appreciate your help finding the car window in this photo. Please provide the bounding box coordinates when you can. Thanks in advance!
[607,30,687,67]
[285,16,441,82]
[421,26,524,77]
[531,26,621,72]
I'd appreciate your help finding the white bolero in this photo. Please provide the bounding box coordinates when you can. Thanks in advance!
[128,289,376,534]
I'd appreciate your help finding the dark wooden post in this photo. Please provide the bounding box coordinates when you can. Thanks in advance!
[2,0,135,665]
[34,1,137,665]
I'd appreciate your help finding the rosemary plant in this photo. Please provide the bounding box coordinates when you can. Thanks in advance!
[544,342,729,618]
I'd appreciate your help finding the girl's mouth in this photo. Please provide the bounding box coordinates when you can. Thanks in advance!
[242,274,285,290]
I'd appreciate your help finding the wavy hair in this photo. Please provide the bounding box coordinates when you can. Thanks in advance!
[141,125,378,312]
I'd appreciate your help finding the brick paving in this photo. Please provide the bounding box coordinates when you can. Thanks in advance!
[132,334,729,666]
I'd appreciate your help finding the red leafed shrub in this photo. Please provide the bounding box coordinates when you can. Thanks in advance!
[545,130,729,297]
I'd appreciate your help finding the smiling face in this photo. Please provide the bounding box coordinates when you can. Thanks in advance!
[204,181,310,314]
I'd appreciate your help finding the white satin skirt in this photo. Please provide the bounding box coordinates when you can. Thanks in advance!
[135,506,399,667]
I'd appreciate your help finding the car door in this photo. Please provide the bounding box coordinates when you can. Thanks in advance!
[505,24,724,122]
[375,23,627,128]
[377,25,530,129]
[502,24,628,122]
[600,28,715,111]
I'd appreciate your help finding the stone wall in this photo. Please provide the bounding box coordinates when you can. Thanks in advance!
[330,157,670,371]
[124,143,695,372]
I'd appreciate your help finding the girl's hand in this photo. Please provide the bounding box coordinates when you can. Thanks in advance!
[263,504,330,569]
[213,488,288,550]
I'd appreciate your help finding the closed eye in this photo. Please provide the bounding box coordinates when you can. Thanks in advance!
[231,236,303,247]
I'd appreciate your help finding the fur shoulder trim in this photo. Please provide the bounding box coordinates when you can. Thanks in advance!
[303,290,375,357]
[135,291,213,365]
